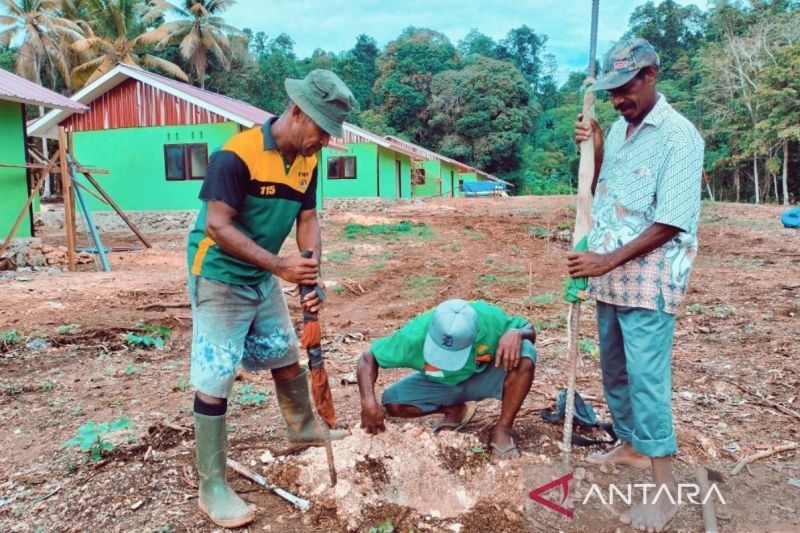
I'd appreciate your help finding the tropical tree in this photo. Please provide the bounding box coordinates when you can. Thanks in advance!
[428,55,534,173]
[374,27,458,145]
[143,0,237,89]
[0,0,83,89]
[71,0,187,89]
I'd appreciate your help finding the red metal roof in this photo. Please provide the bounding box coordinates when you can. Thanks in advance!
[119,64,271,125]
[0,68,87,111]
[61,77,242,131]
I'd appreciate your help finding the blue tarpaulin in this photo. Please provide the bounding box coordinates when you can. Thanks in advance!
[461,181,506,196]
[781,207,800,228]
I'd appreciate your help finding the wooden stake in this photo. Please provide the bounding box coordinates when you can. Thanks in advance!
[731,442,799,476]
[58,127,76,271]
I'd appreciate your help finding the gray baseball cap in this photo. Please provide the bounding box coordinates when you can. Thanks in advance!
[423,299,478,372]
[589,37,660,92]
[284,69,355,137]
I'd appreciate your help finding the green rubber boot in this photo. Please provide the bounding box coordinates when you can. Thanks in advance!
[194,413,254,528]
[274,370,349,444]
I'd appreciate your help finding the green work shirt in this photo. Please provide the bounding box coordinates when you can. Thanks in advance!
[187,118,317,285]
[371,301,530,386]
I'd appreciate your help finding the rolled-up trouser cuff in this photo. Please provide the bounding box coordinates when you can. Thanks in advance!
[632,429,677,457]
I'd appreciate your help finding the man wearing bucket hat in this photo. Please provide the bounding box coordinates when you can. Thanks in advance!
[569,37,704,531]
[185,70,355,527]
[356,299,537,463]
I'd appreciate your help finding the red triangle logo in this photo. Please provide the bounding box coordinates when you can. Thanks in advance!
[528,472,574,519]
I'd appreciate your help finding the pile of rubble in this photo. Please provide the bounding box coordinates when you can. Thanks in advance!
[0,238,92,271]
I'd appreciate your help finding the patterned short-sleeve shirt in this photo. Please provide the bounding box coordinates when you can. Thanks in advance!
[587,94,704,314]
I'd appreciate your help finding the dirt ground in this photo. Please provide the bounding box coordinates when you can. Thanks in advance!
[1,196,798,532]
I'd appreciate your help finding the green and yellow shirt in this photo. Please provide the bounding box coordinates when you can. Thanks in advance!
[370,301,529,386]
[187,118,317,285]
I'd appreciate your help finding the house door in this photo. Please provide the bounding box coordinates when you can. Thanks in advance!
[396,160,402,198]
[450,171,455,197]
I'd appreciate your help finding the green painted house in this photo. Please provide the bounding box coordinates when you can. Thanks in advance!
[383,136,510,198]
[316,123,416,205]
[0,68,87,241]
[28,63,274,213]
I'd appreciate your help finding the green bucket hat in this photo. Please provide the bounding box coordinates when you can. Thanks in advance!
[284,69,355,138]
[589,37,660,92]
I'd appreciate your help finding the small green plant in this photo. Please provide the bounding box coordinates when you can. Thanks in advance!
[61,417,132,462]
[369,520,395,533]
[557,221,572,231]
[234,383,269,407]
[465,229,485,240]
[56,324,80,335]
[123,363,139,376]
[579,339,600,358]
[325,250,352,264]
[125,322,171,349]
[344,221,432,240]
[527,225,550,239]
[470,445,491,461]
[477,273,499,284]
[330,285,347,295]
[0,329,21,347]
[686,303,707,315]
[714,305,736,317]
[174,377,191,392]
[533,294,554,305]
[39,380,54,392]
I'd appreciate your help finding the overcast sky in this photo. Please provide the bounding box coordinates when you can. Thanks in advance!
[224,0,709,79]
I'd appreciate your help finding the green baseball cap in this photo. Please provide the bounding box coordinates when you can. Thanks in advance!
[423,299,478,372]
[284,69,355,137]
[589,37,660,92]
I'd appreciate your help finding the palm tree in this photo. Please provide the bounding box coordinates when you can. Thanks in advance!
[144,0,238,89]
[71,0,187,88]
[0,0,84,90]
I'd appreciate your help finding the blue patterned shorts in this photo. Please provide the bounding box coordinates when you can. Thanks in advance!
[188,274,300,398]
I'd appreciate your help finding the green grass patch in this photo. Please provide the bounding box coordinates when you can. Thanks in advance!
[465,229,486,240]
[527,226,550,239]
[325,250,352,264]
[56,324,80,335]
[477,273,499,284]
[686,303,707,314]
[533,294,554,305]
[344,220,432,240]
[401,275,442,300]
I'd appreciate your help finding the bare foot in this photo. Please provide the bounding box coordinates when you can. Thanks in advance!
[490,425,520,462]
[620,485,678,532]
[586,442,650,470]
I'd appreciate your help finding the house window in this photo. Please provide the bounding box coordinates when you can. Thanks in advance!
[328,156,357,179]
[164,143,208,181]
[411,167,426,185]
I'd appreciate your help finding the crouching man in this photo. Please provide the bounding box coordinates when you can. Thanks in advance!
[357,299,536,462]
